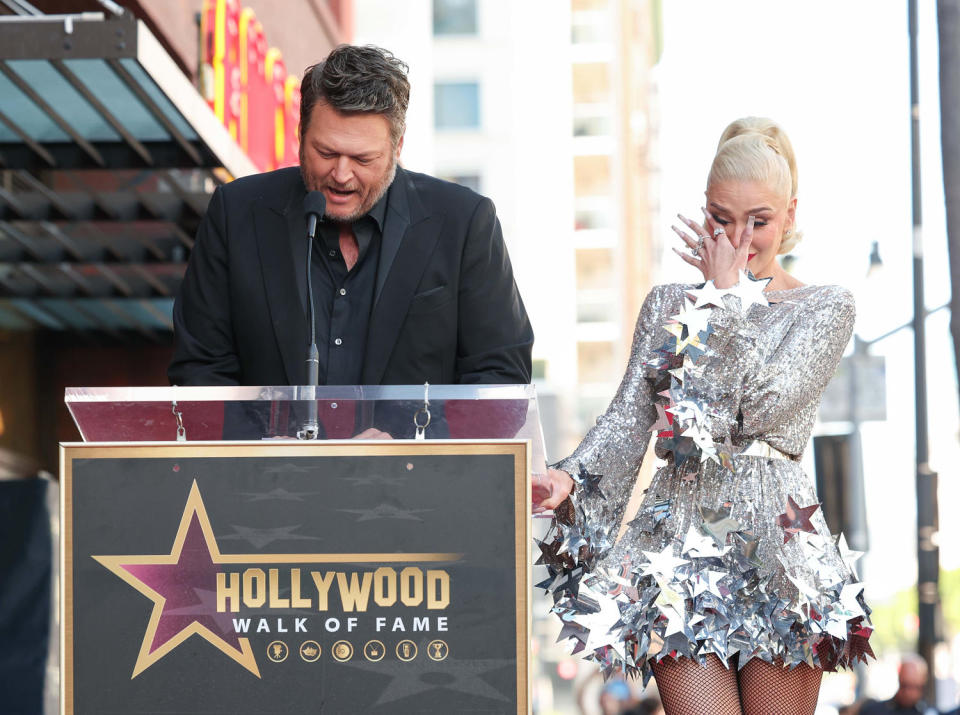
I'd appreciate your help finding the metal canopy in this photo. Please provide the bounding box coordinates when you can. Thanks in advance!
[0,11,258,337]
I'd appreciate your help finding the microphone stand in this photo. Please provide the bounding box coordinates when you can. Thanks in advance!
[298,195,324,440]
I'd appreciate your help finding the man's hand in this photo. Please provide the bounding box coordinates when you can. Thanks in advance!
[353,428,393,440]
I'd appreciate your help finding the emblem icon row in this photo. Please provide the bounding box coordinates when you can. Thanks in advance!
[266,639,449,663]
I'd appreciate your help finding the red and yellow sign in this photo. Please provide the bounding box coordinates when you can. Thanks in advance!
[201,0,301,172]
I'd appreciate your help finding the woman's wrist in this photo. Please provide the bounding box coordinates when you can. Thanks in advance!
[711,270,741,290]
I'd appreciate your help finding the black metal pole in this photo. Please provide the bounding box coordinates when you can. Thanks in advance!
[908,0,941,702]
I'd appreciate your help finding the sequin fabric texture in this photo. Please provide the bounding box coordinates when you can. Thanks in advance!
[539,275,873,683]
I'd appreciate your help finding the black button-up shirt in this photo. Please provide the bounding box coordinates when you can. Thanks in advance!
[309,189,388,385]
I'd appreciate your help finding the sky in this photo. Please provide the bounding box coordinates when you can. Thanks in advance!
[655,0,958,600]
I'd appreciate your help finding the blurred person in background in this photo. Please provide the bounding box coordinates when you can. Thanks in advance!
[534,117,870,715]
[623,697,665,715]
[0,448,51,714]
[837,702,864,715]
[576,670,638,714]
[598,678,634,714]
[860,654,937,715]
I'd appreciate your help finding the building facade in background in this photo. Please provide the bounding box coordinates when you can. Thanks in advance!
[570,0,660,436]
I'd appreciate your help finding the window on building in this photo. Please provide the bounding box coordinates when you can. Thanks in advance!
[440,174,482,193]
[577,395,611,433]
[433,0,478,36]
[572,63,611,104]
[571,10,611,44]
[577,302,614,324]
[434,82,480,130]
[572,0,608,11]
[574,207,612,231]
[577,341,616,384]
[574,154,612,196]
[576,248,614,290]
[531,359,547,381]
[573,114,612,137]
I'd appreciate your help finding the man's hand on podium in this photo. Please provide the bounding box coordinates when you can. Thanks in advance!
[353,428,393,440]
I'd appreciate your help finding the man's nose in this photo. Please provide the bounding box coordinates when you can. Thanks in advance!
[331,157,353,184]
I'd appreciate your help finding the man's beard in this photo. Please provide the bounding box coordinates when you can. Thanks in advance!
[299,157,397,224]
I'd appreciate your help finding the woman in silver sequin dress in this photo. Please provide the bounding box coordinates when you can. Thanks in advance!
[533,118,872,715]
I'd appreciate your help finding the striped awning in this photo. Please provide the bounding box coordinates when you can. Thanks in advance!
[0,10,257,337]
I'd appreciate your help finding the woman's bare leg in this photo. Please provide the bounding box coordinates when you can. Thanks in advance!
[651,654,743,715]
[737,658,822,715]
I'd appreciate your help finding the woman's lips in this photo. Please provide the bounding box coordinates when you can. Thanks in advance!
[748,253,757,261]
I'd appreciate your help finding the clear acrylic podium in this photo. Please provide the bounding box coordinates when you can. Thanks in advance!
[65,384,547,473]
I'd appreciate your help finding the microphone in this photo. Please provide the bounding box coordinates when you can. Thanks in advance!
[305,190,325,242]
[299,191,326,440]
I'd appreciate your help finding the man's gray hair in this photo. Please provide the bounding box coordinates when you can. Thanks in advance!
[300,45,410,147]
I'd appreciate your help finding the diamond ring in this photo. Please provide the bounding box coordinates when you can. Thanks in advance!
[692,235,705,256]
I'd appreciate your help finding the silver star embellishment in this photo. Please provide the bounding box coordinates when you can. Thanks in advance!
[699,504,742,548]
[668,365,687,382]
[667,398,707,428]
[680,424,718,464]
[692,570,728,598]
[835,533,865,577]
[558,525,588,556]
[681,526,729,558]
[639,544,690,579]
[661,602,689,637]
[727,271,771,313]
[576,589,629,659]
[835,582,866,620]
[717,436,736,472]
[824,612,851,640]
[653,575,687,614]
[687,280,729,309]
[670,298,714,336]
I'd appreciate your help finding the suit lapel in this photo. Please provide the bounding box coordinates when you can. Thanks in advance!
[252,171,308,385]
[363,171,443,383]
[374,168,411,303]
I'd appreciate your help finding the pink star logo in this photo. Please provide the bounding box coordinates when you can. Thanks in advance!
[93,481,260,678]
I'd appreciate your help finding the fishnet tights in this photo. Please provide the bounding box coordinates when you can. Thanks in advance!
[651,655,823,715]
[652,655,742,715]
[738,658,822,715]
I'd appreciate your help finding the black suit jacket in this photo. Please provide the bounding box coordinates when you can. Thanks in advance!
[168,166,533,386]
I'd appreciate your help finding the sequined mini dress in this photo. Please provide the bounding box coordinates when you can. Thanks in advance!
[542,279,873,682]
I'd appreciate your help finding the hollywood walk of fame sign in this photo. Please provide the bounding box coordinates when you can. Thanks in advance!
[61,441,530,714]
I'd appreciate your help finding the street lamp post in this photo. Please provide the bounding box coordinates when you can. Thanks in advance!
[908,0,942,702]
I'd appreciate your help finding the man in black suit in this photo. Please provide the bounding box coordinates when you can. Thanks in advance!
[169,45,533,390]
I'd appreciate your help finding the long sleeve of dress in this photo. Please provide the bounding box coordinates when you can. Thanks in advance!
[554,285,669,530]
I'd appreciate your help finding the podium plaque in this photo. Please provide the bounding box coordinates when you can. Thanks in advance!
[61,441,530,714]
